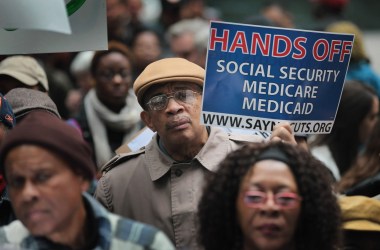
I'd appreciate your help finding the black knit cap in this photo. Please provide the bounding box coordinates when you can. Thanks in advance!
[0,111,96,180]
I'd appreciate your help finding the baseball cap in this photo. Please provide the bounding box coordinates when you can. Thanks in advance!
[0,56,49,91]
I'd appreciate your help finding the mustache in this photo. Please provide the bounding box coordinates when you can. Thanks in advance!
[166,115,191,129]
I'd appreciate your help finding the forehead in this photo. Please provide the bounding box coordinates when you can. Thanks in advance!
[242,160,298,190]
[135,31,159,44]
[98,51,130,65]
[144,82,202,97]
[5,145,69,175]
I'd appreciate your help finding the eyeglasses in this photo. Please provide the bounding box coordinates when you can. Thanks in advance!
[146,90,200,111]
[97,70,131,81]
[243,190,302,209]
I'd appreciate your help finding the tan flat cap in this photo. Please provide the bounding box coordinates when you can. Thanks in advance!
[133,58,204,106]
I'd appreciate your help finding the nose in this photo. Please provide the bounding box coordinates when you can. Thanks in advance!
[260,193,280,215]
[165,96,184,114]
[21,181,39,203]
[112,74,123,84]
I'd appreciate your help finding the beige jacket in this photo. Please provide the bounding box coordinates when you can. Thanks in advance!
[95,127,263,250]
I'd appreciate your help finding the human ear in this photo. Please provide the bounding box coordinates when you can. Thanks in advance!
[141,111,156,132]
[80,178,90,192]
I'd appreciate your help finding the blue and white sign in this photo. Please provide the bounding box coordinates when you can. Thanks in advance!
[201,21,354,135]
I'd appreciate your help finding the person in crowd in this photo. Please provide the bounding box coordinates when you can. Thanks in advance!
[198,141,341,250]
[0,56,49,94]
[309,80,379,181]
[177,0,221,22]
[310,0,349,31]
[95,57,299,249]
[0,93,16,226]
[74,41,143,169]
[106,0,148,46]
[5,88,61,122]
[5,87,87,139]
[35,52,76,119]
[1,88,62,226]
[0,55,73,120]
[131,28,163,80]
[337,120,380,196]
[67,51,95,118]
[326,21,380,98]
[339,195,380,250]
[158,0,182,31]
[165,18,210,68]
[0,111,174,249]
[106,0,129,42]
[260,1,295,28]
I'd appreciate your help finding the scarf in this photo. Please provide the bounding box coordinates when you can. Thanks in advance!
[84,89,142,168]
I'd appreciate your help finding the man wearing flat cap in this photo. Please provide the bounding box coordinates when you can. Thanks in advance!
[95,58,298,249]
[0,111,174,249]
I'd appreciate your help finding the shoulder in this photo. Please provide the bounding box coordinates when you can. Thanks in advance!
[108,214,175,249]
[100,147,146,174]
[95,149,147,209]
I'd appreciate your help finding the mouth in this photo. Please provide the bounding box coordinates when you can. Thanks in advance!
[24,210,47,222]
[112,90,127,98]
[166,116,191,130]
[256,223,282,237]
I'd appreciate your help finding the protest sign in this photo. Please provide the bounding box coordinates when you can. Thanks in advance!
[0,0,107,54]
[201,21,354,135]
[0,0,71,34]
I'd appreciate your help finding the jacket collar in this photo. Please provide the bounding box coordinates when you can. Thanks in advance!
[145,127,230,181]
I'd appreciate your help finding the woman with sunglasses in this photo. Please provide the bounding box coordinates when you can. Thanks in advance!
[198,141,341,250]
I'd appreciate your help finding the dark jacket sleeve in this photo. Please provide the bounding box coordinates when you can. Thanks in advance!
[344,172,380,197]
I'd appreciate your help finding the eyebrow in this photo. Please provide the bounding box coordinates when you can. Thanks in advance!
[248,183,296,192]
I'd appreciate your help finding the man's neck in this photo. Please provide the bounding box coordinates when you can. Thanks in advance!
[160,127,209,162]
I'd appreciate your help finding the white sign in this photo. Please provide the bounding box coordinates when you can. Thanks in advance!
[0,0,71,34]
[0,0,107,54]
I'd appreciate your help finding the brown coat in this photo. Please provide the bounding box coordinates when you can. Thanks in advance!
[95,127,264,249]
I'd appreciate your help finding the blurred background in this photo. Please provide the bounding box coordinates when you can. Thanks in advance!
[207,0,380,72]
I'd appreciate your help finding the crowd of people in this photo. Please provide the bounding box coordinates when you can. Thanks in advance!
[0,0,379,249]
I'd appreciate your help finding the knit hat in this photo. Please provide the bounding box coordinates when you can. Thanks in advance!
[0,111,95,181]
[0,93,15,129]
[0,56,49,91]
[5,88,60,120]
[339,195,380,232]
[133,58,204,106]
